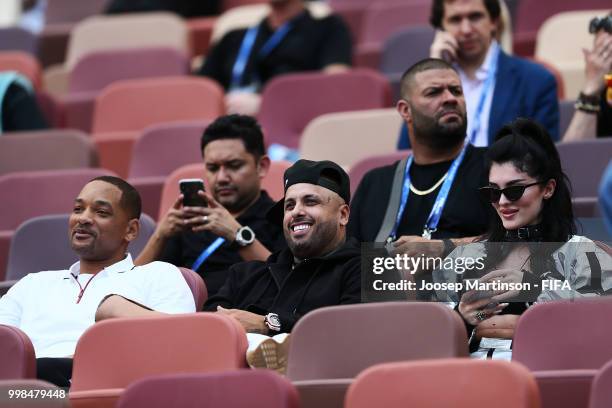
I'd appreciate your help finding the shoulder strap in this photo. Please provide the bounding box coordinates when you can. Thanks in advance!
[374,157,408,243]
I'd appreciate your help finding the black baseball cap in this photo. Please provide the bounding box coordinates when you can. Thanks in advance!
[267,159,351,224]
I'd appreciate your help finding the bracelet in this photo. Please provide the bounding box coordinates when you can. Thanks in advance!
[575,100,600,114]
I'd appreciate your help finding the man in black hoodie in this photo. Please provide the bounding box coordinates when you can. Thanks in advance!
[203,159,361,370]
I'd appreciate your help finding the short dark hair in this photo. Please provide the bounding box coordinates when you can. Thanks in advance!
[430,0,500,28]
[200,114,266,159]
[89,176,142,220]
[400,58,457,99]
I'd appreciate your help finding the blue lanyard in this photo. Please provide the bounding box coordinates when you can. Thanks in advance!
[192,237,225,271]
[468,44,500,145]
[230,22,293,90]
[388,146,468,242]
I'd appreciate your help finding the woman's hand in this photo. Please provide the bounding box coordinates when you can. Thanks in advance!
[458,290,508,326]
[474,314,520,339]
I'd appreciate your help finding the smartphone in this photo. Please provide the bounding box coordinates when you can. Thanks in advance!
[179,178,207,207]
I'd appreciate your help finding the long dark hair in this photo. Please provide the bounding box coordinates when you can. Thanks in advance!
[483,118,576,242]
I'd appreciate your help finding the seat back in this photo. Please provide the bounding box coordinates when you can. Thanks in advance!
[359,1,429,45]
[69,47,190,93]
[70,314,248,391]
[0,130,97,176]
[45,0,107,24]
[117,370,299,408]
[128,121,209,179]
[286,302,468,381]
[590,360,612,408]
[0,325,36,380]
[557,139,612,197]
[0,51,42,89]
[380,25,435,75]
[0,27,37,55]
[513,298,612,370]
[559,100,575,137]
[158,161,289,218]
[300,108,402,169]
[92,77,224,133]
[345,359,540,408]
[0,169,116,231]
[66,13,189,69]
[259,69,391,149]
[178,267,208,311]
[348,151,408,194]
[6,213,157,281]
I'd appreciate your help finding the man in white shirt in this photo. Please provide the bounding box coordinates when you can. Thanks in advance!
[0,176,195,387]
[397,0,559,148]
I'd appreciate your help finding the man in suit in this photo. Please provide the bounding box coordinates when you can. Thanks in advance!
[397,0,559,148]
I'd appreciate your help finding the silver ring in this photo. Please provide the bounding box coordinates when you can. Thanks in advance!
[475,310,487,321]
[203,215,208,223]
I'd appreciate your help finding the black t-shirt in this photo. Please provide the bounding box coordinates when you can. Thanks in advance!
[348,145,491,242]
[597,90,612,137]
[198,10,352,91]
[105,0,220,17]
[2,83,48,133]
[160,191,286,296]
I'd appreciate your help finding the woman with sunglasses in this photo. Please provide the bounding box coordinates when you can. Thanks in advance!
[434,118,611,360]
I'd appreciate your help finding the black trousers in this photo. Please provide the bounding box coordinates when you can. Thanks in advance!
[36,358,73,388]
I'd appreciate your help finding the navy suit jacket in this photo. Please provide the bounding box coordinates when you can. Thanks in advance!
[397,51,560,148]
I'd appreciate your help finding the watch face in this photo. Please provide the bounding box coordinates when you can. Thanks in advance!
[268,314,280,326]
[241,228,254,241]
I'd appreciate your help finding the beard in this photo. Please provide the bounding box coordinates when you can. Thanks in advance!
[410,103,467,150]
[284,217,338,259]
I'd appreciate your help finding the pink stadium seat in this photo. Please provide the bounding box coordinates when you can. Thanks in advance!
[348,151,409,194]
[513,0,610,57]
[259,69,391,149]
[91,76,224,178]
[117,370,299,408]
[0,130,97,176]
[346,359,540,408]
[0,169,116,281]
[69,313,248,408]
[534,370,596,408]
[44,0,107,24]
[178,267,208,311]
[589,360,612,408]
[0,325,35,380]
[0,51,42,90]
[128,121,210,218]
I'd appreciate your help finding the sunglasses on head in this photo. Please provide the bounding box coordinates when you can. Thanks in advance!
[478,182,543,203]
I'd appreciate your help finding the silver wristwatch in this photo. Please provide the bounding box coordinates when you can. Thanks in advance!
[235,226,255,247]
[264,313,281,332]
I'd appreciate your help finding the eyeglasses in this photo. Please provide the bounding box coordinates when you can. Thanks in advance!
[478,182,543,203]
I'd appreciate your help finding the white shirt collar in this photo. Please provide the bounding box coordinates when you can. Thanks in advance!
[68,253,134,277]
[455,40,499,82]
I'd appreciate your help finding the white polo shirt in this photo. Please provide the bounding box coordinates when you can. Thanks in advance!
[0,254,196,358]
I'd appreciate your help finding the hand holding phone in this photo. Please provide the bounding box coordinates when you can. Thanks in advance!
[430,30,459,63]
[179,179,208,208]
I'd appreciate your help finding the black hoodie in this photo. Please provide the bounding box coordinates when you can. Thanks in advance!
[204,238,361,332]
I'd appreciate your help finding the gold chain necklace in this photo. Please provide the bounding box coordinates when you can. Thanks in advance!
[409,172,448,196]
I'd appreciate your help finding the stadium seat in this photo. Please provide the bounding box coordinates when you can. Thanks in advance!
[533,370,595,408]
[63,47,191,132]
[44,0,107,24]
[589,359,612,408]
[117,370,298,408]
[0,130,97,176]
[128,121,210,218]
[178,268,208,311]
[3,213,156,291]
[557,139,612,198]
[0,380,69,407]
[300,109,402,169]
[0,27,37,56]
[345,359,540,408]
[91,76,224,178]
[355,1,430,69]
[259,69,391,149]
[0,51,42,90]
[43,12,189,95]
[157,160,290,219]
[287,302,468,408]
[559,100,575,137]
[69,313,248,408]
[513,0,609,57]
[535,10,608,98]
[514,298,612,371]
[0,325,35,380]
[348,151,409,194]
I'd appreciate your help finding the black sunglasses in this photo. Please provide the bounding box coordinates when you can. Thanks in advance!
[479,182,543,203]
